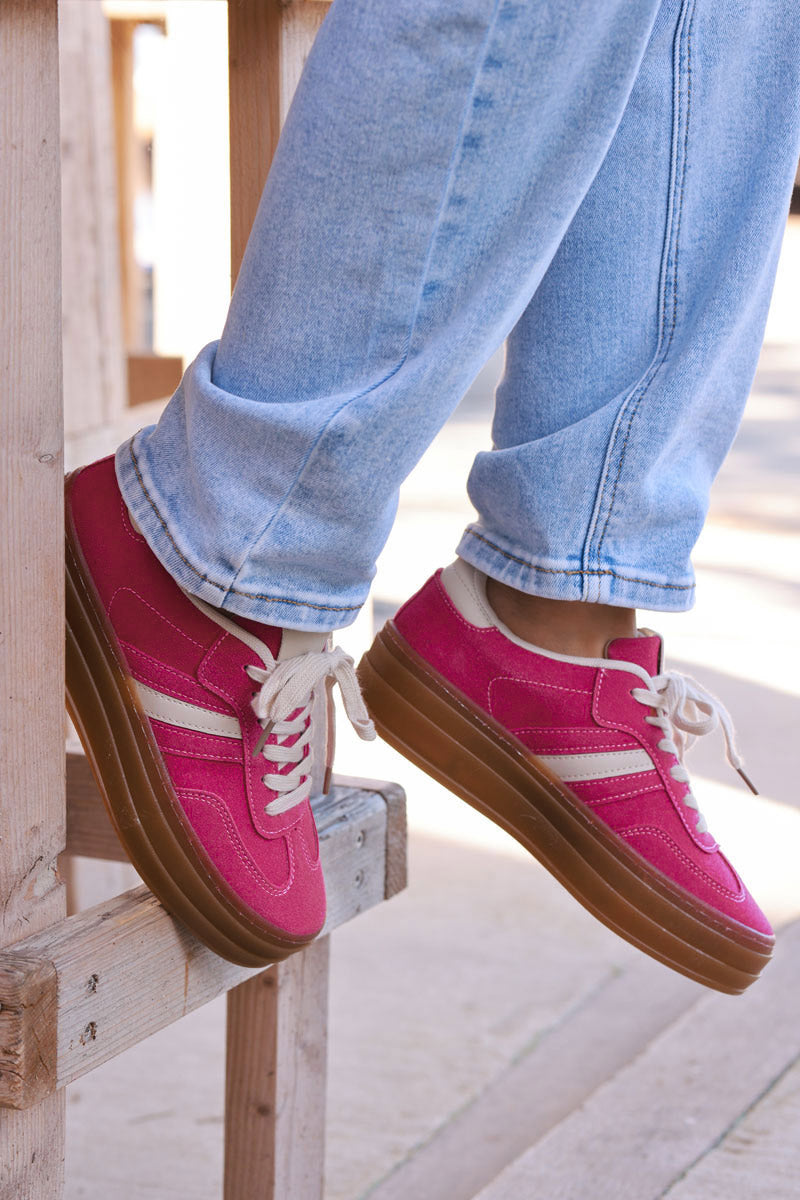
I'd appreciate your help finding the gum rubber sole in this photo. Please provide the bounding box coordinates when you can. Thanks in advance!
[65,474,316,967]
[359,623,774,995]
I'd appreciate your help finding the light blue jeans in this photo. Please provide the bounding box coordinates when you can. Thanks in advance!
[117,0,800,632]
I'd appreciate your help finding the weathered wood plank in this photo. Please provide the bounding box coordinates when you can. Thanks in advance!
[0,2,66,1190]
[224,936,329,1200]
[333,775,407,899]
[65,752,400,921]
[59,0,126,437]
[65,750,127,861]
[0,0,66,1193]
[228,0,329,279]
[0,780,403,1108]
[108,17,140,351]
[0,0,66,957]
[365,956,700,1200]
[473,919,800,1200]
[667,1050,800,1200]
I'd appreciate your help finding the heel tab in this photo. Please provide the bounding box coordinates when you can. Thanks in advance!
[440,559,495,629]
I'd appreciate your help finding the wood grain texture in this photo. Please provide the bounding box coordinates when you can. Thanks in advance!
[228,0,329,279]
[666,1050,800,1200]
[0,0,66,1193]
[0,957,59,1110]
[59,0,126,437]
[0,780,403,1107]
[474,918,800,1200]
[65,753,405,923]
[65,750,127,861]
[332,775,408,899]
[109,18,139,350]
[224,936,329,1200]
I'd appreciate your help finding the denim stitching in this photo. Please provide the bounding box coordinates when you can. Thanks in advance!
[223,0,505,601]
[127,440,361,613]
[465,527,694,591]
[595,2,695,557]
[581,0,697,584]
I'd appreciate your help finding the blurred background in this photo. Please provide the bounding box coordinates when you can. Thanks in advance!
[62,3,800,1197]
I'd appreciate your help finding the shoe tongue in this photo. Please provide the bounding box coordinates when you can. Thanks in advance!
[605,632,662,676]
[276,629,330,662]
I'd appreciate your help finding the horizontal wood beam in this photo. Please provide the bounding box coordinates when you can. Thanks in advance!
[0,777,405,1109]
[65,752,406,899]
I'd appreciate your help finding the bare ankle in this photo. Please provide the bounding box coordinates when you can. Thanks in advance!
[485,577,636,658]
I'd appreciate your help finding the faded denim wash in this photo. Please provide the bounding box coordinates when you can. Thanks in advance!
[117,0,800,631]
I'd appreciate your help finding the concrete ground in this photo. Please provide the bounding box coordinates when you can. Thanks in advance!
[65,221,800,1199]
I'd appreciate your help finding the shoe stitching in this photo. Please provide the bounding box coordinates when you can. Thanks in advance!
[537,766,655,784]
[436,572,510,634]
[128,440,361,612]
[295,820,321,870]
[109,585,208,652]
[159,741,241,765]
[177,787,296,897]
[487,675,588,725]
[465,528,694,592]
[68,536,316,943]
[490,674,590,697]
[143,690,238,721]
[622,825,740,901]
[595,668,704,846]
[69,540,163,760]
[122,645,233,715]
[583,0,697,576]
[579,780,665,805]
[514,733,643,753]
[388,627,557,795]
[199,635,310,837]
[120,496,146,543]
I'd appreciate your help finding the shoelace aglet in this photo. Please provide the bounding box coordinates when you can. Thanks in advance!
[736,765,759,797]
[253,720,275,758]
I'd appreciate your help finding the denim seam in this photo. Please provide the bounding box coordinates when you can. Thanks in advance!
[222,0,505,602]
[580,0,696,594]
[126,440,361,613]
[464,526,694,591]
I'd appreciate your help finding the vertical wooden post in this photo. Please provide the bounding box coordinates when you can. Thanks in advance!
[225,8,332,1195]
[109,17,140,351]
[227,0,329,279]
[0,1,67,1196]
[224,937,330,1200]
[60,0,126,439]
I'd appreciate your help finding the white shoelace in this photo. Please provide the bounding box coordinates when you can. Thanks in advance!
[247,646,375,814]
[630,671,756,834]
[182,591,375,816]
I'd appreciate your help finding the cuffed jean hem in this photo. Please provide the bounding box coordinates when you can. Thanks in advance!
[115,435,364,632]
[456,525,696,613]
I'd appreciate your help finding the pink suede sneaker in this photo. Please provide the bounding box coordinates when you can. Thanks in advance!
[65,455,374,966]
[359,559,773,993]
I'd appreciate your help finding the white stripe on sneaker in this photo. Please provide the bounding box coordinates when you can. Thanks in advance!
[132,679,242,739]
[537,748,653,783]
